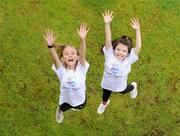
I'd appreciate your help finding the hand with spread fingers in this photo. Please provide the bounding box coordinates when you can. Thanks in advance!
[77,22,90,66]
[43,29,60,68]
[102,10,114,24]
[130,18,140,30]
[130,17,141,56]
[102,10,114,49]
[77,22,90,40]
[43,29,57,46]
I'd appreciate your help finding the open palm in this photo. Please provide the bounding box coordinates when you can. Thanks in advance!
[77,23,90,39]
[131,18,140,30]
[43,29,56,46]
[102,10,114,24]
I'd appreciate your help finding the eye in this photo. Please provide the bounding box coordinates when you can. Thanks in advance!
[117,48,121,51]
[64,52,69,56]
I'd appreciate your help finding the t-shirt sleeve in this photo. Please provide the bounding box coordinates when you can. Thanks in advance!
[103,46,113,60]
[127,48,139,64]
[77,61,90,74]
[52,64,64,80]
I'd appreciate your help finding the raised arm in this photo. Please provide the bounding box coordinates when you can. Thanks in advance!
[102,10,114,49]
[131,18,141,56]
[43,29,61,69]
[77,23,90,66]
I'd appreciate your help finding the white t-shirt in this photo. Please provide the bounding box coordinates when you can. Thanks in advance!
[101,46,138,92]
[52,61,89,107]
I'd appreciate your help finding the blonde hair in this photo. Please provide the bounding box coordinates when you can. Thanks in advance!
[54,43,79,69]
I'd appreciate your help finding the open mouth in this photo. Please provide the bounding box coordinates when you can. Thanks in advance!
[68,59,74,62]
[116,55,124,60]
[117,55,123,58]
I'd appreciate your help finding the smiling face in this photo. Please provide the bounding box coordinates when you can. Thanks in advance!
[114,43,128,60]
[61,46,79,69]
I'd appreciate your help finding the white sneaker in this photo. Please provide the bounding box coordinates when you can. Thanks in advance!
[97,100,110,114]
[130,82,138,99]
[56,107,64,123]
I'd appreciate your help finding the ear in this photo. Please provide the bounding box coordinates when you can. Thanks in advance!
[126,53,130,58]
[75,55,79,61]
[61,57,65,63]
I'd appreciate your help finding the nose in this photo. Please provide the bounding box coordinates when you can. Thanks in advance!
[119,51,123,54]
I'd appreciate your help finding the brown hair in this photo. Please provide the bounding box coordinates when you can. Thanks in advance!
[101,35,133,54]
[112,35,133,54]
[54,43,79,58]
[54,43,66,58]
[54,43,79,68]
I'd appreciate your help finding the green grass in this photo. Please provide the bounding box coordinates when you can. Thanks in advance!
[0,0,180,136]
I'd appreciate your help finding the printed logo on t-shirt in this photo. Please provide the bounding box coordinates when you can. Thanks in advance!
[66,77,79,89]
[109,64,121,76]
[62,76,80,95]
[110,66,119,75]
[67,80,76,88]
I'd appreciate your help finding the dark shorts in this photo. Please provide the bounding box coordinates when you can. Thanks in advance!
[102,84,134,102]
[59,100,86,112]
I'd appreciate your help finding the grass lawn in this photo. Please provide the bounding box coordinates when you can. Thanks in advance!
[0,0,180,135]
